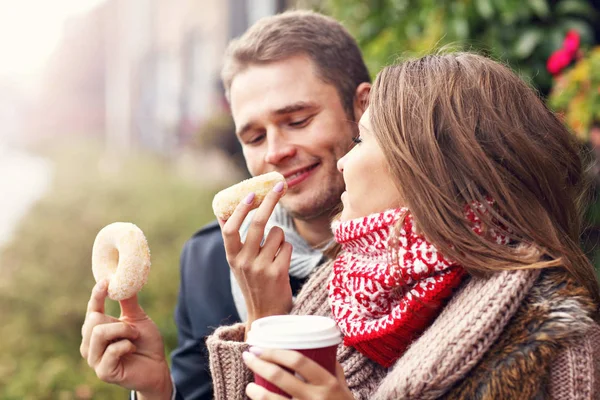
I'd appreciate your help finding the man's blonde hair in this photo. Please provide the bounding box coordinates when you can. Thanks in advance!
[221,10,370,119]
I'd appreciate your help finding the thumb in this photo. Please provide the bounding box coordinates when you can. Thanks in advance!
[119,294,146,320]
[335,361,344,379]
[335,362,349,388]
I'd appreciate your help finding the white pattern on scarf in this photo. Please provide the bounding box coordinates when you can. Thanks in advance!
[230,204,327,321]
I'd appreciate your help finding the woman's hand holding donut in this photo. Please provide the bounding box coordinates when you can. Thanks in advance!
[80,280,173,400]
[219,181,293,332]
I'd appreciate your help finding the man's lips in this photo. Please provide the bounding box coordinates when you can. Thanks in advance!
[282,163,320,187]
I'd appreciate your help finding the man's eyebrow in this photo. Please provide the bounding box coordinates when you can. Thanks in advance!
[273,101,319,115]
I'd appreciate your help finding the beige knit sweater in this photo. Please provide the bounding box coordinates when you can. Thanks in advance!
[207,261,600,399]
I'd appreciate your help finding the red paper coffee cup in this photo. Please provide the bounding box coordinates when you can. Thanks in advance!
[246,315,342,398]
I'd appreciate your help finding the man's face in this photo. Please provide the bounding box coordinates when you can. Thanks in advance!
[229,55,357,221]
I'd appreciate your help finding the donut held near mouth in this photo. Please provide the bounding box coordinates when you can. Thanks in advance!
[212,171,288,221]
[92,222,151,301]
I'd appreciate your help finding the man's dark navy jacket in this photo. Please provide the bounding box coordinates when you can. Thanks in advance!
[170,221,309,400]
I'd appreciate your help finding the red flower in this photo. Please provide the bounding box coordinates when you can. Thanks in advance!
[546,30,581,76]
[563,30,580,55]
[547,48,573,76]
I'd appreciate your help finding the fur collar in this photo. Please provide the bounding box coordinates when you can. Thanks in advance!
[443,268,598,399]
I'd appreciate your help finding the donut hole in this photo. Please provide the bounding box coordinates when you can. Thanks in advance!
[107,248,120,274]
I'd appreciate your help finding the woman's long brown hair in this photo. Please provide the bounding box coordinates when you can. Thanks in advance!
[369,52,600,305]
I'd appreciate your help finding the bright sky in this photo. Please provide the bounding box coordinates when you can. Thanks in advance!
[0,0,106,83]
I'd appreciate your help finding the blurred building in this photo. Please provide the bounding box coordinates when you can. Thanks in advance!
[29,0,289,155]
[27,5,107,141]
[0,82,25,146]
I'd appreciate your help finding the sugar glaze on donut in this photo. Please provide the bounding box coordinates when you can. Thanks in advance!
[212,171,288,221]
[92,222,151,300]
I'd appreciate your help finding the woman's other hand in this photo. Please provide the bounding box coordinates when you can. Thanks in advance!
[242,347,353,400]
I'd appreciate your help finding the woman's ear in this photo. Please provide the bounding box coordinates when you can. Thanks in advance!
[353,82,371,122]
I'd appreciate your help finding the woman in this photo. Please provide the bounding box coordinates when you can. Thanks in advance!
[208,53,600,399]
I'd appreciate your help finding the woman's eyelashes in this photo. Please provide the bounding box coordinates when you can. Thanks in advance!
[352,135,362,144]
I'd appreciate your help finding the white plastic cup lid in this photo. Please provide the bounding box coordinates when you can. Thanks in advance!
[246,315,342,350]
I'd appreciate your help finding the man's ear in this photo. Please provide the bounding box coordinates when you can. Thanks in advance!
[352,82,371,122]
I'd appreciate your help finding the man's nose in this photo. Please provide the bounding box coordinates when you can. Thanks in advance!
[264,132,296,165]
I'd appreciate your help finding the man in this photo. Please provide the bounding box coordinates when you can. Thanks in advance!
[80,9,370,400]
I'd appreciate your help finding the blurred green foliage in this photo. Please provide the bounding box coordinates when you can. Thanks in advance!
[0,140,224,399]
[308,0,598,93]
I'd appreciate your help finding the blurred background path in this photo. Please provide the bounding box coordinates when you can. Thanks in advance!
[0,141,52,248]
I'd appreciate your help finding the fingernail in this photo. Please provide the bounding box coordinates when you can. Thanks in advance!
[242,351,255,362]
[273,181,284,193]
[249,346,263,356]
[244,192,255,205]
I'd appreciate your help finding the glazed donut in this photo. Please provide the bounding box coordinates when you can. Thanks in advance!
[212,171,288,221]
[92,222,151,301]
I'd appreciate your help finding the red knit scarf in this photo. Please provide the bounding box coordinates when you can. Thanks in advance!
[328,207,507,368]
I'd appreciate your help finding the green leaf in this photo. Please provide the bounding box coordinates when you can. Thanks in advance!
[555,0,598,18]
[529,0,550,18]
[499,3,519,25]
[475,0,494,19]
[451,18,470,40]
[514,29,542,59]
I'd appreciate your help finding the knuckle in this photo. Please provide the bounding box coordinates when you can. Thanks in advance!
[251,217,267,229]
[247,388,268,400]
[289,353,306,370]
[265,264,286,278]
[86,351,95,368]
[222,225,236,237]
[277,242,292,256]
[91,324,107,340]
[225,255,236,267]
[265,269,282,281]
[269,226,284,238]
[79,343,88,359]
[91,286,103,298]
[95,368,112,382]
[105,343,118,357]
[87,312,104,327]
[266,366,286,383]
[324,378,341,394]
[106,342,125,358]
[239,259,254,272]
